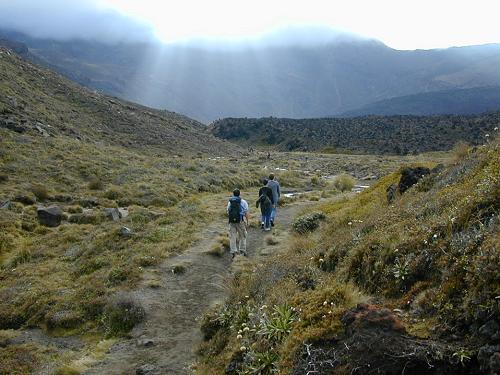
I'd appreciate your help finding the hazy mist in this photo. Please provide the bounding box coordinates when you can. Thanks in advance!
[0,0,156,43]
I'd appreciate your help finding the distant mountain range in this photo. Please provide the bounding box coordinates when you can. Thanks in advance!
[341,86,500,117]
[2,28,500,122]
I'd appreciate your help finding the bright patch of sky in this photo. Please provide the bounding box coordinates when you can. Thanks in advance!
[99,0,500,49]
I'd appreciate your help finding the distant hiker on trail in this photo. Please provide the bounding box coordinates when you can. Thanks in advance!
[266,174,280,226]
[256,178,273,231]
[267,151,271,160]
[227,189,249,259]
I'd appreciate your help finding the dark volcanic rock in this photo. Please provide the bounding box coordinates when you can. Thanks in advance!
[1,118,27,133]
[14,194,35,205]
[37,205,63,227]
[478,345,500,374]
[398,167,431,194]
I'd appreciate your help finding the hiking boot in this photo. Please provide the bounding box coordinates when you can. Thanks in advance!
[264,227,271,231]
[270,220,275,227]
[242,252,248,257]
[231,253,236,260]
[260,223,264,229]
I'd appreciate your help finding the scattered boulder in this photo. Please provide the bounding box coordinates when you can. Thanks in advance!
[119,227,133,237]
[0,200,11,209]
[14,194,35,205]
[34,123,50,137]
[479,320,500,341]
[136,364,159,375]
[118,207,129,218]
[37,205,63,227]
[78,198,99,208]
[478,345,500,374]
[398,167,431,194]
[137,338,155,347]
[104,207,121,221]
[0,118,27,133]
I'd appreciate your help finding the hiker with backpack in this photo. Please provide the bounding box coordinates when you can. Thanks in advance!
[266,173,281,226]
[227,189,249,259]
[256,178,273,231]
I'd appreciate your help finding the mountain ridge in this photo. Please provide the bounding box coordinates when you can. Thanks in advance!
[2,29,500,122]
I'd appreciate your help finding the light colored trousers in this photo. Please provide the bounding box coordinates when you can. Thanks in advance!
[229,222,247,255]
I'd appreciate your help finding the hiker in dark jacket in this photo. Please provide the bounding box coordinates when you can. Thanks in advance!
[256,179,273,230]
[266,173,280,226]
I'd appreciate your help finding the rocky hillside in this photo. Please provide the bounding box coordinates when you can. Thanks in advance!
[197,136,500,374]
[0,47,236,154]
[210,114,499,154]
[2,30,500,122]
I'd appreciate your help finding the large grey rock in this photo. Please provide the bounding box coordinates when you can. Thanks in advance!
[104,207,120,221]
[37,205,63,227]
[118,207,129,218]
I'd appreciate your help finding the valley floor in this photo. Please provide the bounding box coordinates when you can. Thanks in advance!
[83,194,320,374]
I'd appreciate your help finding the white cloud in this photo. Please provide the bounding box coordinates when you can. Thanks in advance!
[1,0,499,48]
[100,0,500,49]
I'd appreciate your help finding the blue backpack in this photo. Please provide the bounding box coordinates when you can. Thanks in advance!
[228,197,241,223]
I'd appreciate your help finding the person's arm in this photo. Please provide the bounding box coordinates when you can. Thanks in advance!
[227,201,230,214]
[277,183,280,198]
[242,200,249,226]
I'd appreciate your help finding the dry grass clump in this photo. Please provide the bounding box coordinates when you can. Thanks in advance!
[30,184,50,201]
[102,293,145,337]
[87,176,104,190]
[333,173,355,192]
[452,141,470,163]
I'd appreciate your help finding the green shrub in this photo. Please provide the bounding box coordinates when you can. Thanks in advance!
[103,187,122,200]
[107,268,129,286]
[292,212,326,234]
[258,304,297,342]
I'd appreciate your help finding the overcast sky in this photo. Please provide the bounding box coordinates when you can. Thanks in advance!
[1,0,499,49]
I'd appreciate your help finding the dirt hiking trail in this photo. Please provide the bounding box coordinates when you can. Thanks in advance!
[84,198,311,375]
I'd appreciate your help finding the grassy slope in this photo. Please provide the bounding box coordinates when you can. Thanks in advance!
[0,47,261,373]
[197,138,499,374]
